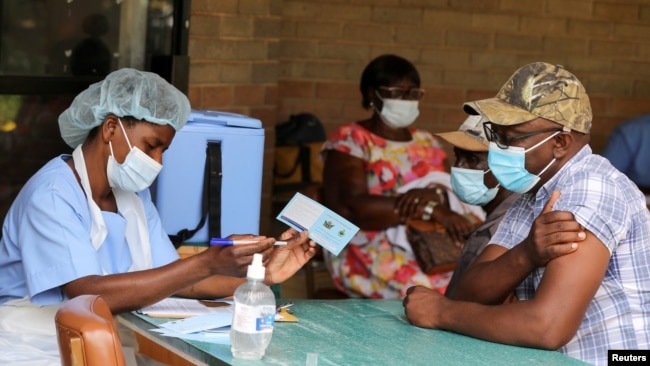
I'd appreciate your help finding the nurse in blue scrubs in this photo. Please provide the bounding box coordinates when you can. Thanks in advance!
[0,68,316,365]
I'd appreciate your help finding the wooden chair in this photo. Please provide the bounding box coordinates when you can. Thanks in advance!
[55,294,126,366]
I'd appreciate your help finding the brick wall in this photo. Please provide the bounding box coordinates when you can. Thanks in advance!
[189,0,281,234]
[0,1,647,242]
[275,0,650,147]
[185,0,650,233]
[190,0,650,235]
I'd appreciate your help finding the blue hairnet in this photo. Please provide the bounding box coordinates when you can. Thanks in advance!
[58,68,191,148]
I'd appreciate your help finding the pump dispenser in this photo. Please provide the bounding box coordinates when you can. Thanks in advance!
[230,253,276,360]
[247,253,265,280]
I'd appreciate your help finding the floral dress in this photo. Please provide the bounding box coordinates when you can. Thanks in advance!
[322,122,450,299]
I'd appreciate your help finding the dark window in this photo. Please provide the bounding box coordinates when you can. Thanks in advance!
[0,0,189,222]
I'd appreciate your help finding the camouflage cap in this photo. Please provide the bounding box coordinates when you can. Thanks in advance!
[463,62,592,133]
[435,114,490,152]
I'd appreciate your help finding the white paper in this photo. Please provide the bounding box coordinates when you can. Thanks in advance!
[158,311,233,334]
[138,297,232,318]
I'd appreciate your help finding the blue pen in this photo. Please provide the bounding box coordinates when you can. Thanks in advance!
[209,238,288,246]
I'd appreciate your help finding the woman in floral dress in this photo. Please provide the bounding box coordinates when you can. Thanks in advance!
[321,54,477,299]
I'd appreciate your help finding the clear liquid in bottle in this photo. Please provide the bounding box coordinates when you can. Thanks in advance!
[230,253,276,360]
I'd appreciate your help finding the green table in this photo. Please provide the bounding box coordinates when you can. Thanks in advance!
[118,299,587,366]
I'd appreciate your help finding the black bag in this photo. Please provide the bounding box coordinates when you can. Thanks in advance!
[275,113,326,145]
[274,113,326,187]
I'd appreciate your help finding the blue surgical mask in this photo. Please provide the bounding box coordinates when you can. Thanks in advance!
[450,167,499,206]
[107,119,163,192]
[487,131,561,194]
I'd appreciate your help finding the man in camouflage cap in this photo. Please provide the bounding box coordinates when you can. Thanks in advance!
[464,62,592,134]
[404,62,650,365]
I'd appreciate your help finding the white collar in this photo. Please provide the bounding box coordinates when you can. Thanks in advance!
[71,145,153,272]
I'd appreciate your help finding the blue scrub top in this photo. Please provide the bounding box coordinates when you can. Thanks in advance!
[0,155,179,305]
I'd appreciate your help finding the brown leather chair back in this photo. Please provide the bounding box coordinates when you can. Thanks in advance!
[55,295,126,366]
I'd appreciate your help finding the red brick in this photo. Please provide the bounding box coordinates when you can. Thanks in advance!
[500,0,544,14]
[278,81,315,98]
[472,13,520,32]
[234,85,266,105]
[441,108,472,129]
[585,76,633,96]
[248,106,277,126]
[615,23,650,39]
[609,98,650,117]
[372,7,423,24]
[446,31,491,49]
[614,60,650,77]
[321,3,372,21]
[495,34,543,52]
[593,2,639,22]
[569,19,614,37]
[296,21,343,39]
[547,0,593,19]
[201,86,233,107]
[590,40,637,58]
[286,100,344,120]
[634,80,650,97]
[521,17,568,35]
[265,85,279,105]
[316,82,359,100]
[187,86,202,108]
[543,37,589,56]
[588,96,609,117]
[395,26,443,46]
[239,0,270,16]
[341,102,370,123]
[471,52,520,70]
[423,87,466,106]
[449,0,499,11]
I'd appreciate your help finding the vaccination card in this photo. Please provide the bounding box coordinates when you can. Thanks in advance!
[276,192,359,255]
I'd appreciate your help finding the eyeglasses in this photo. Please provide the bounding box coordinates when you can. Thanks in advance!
[377,86,425,100]
[483,122,564,149]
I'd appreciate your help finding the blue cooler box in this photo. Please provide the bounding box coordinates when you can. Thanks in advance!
[153,110,265,244]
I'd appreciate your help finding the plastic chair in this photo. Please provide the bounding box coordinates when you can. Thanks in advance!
[55,294,126,366]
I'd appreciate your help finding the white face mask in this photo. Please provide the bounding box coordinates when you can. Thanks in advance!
[106,118,163,192]
[375,91,420,128]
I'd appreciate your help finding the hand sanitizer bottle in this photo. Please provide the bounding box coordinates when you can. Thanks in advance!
[230,253,276,360]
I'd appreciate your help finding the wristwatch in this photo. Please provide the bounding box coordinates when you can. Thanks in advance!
[421,200,438,221]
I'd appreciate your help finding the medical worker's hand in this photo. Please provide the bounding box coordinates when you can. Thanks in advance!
[206,234,274,277]
[264,228,317,285]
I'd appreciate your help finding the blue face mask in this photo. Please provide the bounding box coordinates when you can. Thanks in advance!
[450,167,499,206]
[487,131,561,194]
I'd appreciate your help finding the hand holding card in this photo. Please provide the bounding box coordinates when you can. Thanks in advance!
[276,192,359,255]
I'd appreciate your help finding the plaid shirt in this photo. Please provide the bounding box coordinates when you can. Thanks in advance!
[491,145,650,366]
